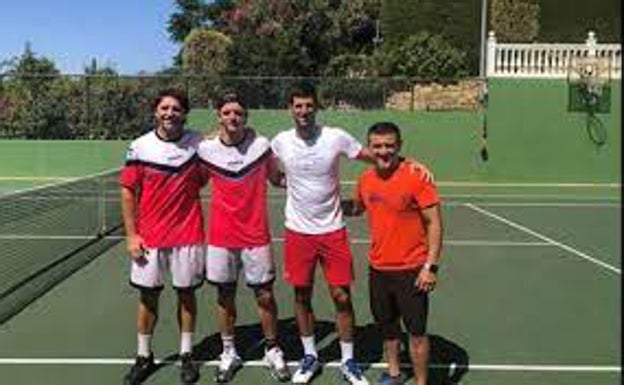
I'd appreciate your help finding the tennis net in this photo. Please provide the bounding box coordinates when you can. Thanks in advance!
[0,169,123,323]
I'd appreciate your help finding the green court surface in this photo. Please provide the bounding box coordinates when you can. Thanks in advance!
[0,184,620,385]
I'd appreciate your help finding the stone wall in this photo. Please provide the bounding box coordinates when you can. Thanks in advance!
[386,79,484,111]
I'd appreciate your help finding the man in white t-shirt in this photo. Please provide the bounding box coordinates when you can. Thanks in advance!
[270,82,372,385]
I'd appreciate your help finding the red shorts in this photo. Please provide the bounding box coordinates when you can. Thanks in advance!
[283,227,353,287]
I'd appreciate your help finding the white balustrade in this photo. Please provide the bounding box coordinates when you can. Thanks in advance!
[486,31,621,79]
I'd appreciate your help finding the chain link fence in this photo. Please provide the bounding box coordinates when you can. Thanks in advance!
[0,74,482,139]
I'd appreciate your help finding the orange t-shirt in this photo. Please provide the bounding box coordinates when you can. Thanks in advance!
[355,161,440,271]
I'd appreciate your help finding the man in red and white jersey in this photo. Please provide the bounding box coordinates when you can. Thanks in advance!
[197,93,289,383]
[120,88,206,385]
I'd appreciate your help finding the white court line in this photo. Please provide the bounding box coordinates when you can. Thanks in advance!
[441,194,620,201]
[3,177,618,187]
[0,234,550,247]
[465,203,621,275]
[0,358,619,372]
[0,168,120,197]
[267,192,621,202]
[273,238,550,247]
[463,202,620,208]
[337,181,621,188]
[0,235,114,240]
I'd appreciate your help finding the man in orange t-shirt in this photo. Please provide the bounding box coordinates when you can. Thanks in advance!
[344,121,443,385]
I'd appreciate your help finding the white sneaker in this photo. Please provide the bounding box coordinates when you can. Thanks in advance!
[340,359,369,385]
[291,354,320,384]
[264,346,291,382]
[215,351,243,383]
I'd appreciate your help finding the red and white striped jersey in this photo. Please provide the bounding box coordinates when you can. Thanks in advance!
[120,130,206,248]
[198,129,272,247]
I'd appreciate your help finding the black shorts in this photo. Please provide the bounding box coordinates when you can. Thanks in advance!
[369,267,429,339]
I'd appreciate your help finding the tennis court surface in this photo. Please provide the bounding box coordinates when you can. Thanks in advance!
[0,179,620,385]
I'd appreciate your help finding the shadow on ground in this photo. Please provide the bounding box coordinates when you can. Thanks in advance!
[134,318,469,384]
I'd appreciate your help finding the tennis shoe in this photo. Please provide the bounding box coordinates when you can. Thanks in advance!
[214,351,243,383]
[292,354,320,384]
[179,352,200,384]
[123,353,156,385]
[377,371,405,385]
[263,346,291,382]
[340,358,369,385]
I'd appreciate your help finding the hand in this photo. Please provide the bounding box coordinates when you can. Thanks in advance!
[416,268,437,292]
[126,234,146,263]
[341,199,363,216]
[404,159,434,183]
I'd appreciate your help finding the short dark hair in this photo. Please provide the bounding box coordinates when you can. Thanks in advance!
[151,88,190,113]
[214,91,247,111]
[367,121,402,142]
[288,81,318,105]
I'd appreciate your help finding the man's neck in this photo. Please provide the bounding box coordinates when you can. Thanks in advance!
[219,127,246,146]
[296,124,319,141]
[155,126,183,142]
[376,158,402,179]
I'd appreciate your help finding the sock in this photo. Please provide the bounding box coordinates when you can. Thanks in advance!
[180,332,193,355]
[300,335,317,357]
[265,338,278,352]
[137,333,152,357]
[221,334,237,355]
[340,341,354,363]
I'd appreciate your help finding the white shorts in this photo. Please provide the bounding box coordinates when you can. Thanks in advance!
[206,244,275,286]
[130,245,205,290]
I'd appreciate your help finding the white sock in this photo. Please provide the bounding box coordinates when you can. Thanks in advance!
[180,332,193,355]
[137,333,152,357]
[221,335,237,355]
[340,341,354,363]
[300,335,317,357]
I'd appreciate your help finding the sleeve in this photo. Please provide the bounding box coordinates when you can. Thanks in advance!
[270,136,281,158]
[413,171,440,209]
[119,142,142,190]
[337,128,363,159]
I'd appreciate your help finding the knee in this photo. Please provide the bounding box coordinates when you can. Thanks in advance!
[217,284,237,307]
[177,289,196,306]
[410,334,429,351]
[139,289,161,312]
[330,287,352,312]
[254,286,275,308]
[294,289,313,310]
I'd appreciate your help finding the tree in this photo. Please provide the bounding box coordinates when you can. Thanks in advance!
[199,0,382,76]
[378,31,468,80]
[539,0,620,42]
[490,0,539,42]
[167,0,235,43]
[3,44,66,138]
[324,53,377,77]
[182,29,232,75]
[380,0,481,74]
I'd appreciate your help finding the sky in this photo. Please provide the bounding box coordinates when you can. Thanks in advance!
[0,0,180,75]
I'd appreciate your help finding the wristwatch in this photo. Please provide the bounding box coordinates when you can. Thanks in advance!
[424,263,439,274]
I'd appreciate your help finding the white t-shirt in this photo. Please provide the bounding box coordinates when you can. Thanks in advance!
[271,126,362,234]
